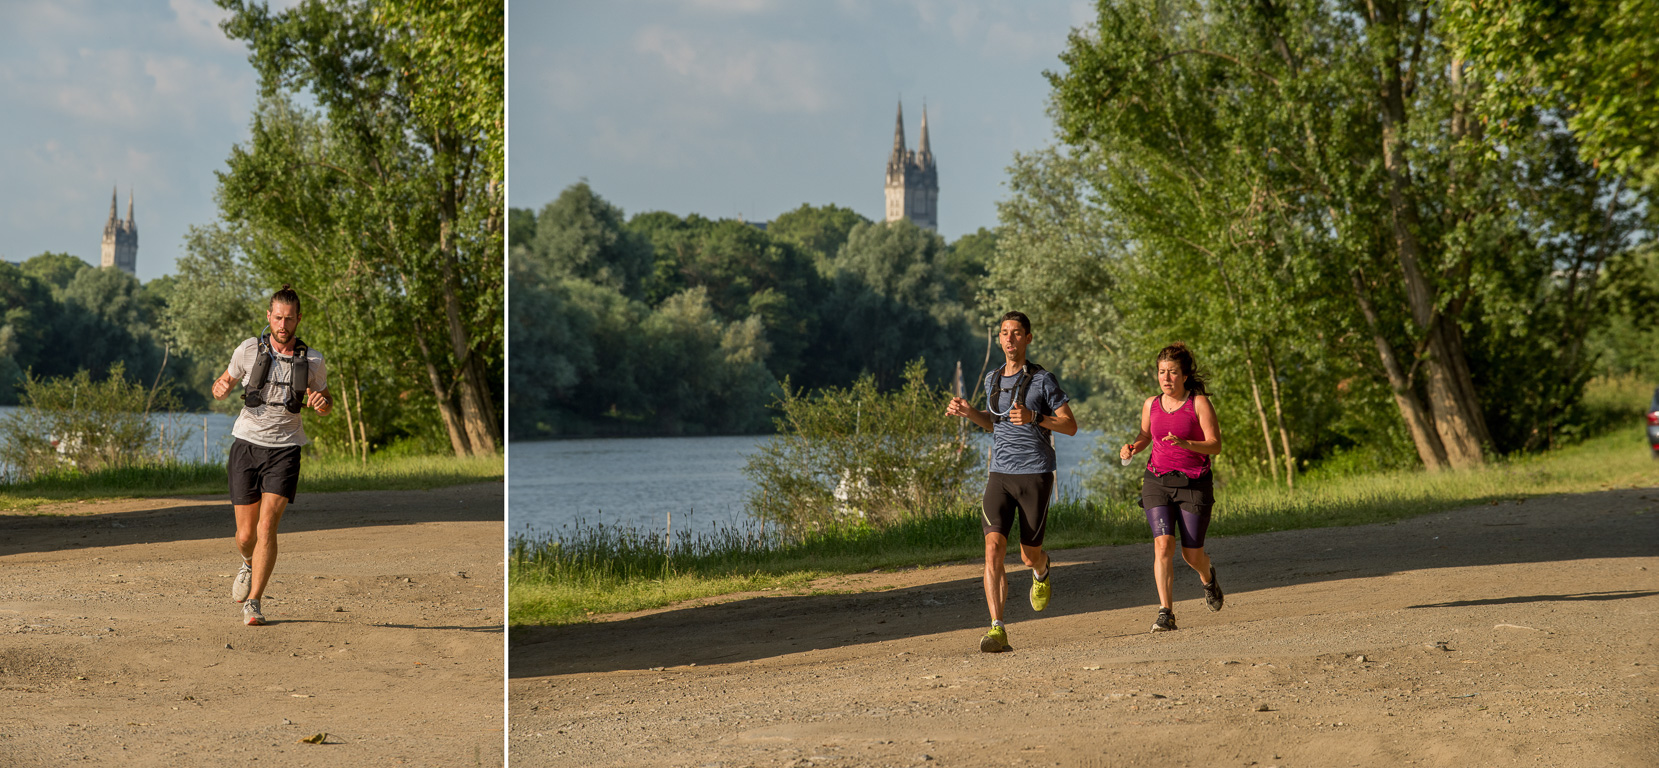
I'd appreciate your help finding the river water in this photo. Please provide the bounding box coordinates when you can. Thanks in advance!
[509,431,1106,538]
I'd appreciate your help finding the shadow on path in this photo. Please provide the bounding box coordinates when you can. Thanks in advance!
[511,486,1659,678]
[0,482,502,558]
[1407,590,1659,609]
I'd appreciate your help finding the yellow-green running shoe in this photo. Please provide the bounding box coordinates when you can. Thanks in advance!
[1030,570,1051,612]
[979,624,1010,653]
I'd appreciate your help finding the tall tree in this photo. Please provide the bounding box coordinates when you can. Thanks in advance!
[810,220,981,391]
[531,182,654,298]
[768,203,870,265]
[215,0,503,457]
[21,252,91,295]
[1032,0,1634,474]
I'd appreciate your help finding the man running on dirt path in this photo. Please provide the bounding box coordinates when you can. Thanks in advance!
[946,310,1078,652]
[211,284,331,626]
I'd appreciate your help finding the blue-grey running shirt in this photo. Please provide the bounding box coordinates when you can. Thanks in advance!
[983,365,1069,474]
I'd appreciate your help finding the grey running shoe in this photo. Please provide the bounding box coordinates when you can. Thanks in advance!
[232,561,252,603]
[1151,607,1177,632]
[1203,566,1224,612]
[243,598,266,626]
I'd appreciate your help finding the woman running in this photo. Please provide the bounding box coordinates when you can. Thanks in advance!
[1119,342,1224,632]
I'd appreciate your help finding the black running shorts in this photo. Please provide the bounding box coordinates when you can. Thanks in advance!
[228,438,303,504]
[1138,468,1214,513]
[981,471,1055,547]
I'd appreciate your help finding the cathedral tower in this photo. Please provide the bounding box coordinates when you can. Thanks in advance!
[101,186,138,276]
[884,102,938,230]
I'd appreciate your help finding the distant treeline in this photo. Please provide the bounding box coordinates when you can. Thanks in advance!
[0,252,211,409]
[510,184,1002,438]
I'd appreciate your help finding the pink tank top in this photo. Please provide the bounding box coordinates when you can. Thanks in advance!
[1147,394,1209,478]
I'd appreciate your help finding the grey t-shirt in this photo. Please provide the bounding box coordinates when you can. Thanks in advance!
[226,337,327,448]
[984,365,1069,475]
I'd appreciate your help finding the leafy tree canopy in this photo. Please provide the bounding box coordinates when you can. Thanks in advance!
[21,252,91,294]
[1447,0,1659,189]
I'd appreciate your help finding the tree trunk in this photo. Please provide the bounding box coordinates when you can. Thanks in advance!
[1242,346,1280,483]
[353,375,369,463]
[415,320,472,457]
[1368,0,1487,468]
[339,378,359,460]
[435,141,500,456]
[1352,270,1448,470]
[1263,344,1295,489]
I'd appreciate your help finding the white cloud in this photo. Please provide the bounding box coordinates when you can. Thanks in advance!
[544,60,593,112]
[685,0,778,12]
[904,0,1071,61]
[144,54,249,125]
[947,4,982,42]
[11,45,249,131]
[634,26,831,114]
[981,19,1052,60]
[637,26,699,77]
[169,0,241,52]
[587,115,692,169]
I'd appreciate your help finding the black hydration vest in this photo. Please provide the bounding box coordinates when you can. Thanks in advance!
[242,335,310,414]
[989,361,1046,424]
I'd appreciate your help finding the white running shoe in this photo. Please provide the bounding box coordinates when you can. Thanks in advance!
[243,599,266,626]
[232,561,252,603]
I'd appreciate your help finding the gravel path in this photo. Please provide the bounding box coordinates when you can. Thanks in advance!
[511,486,1659,768]
[0,482,504,767]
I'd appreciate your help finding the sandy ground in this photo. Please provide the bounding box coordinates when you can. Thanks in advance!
[510,485,1659,768]
[0,482,504,768]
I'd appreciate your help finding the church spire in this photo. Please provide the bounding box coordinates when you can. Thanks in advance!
[125,189,134,224]
[892,101,906,157]
[108,185,119,222]
[919,103,931,157]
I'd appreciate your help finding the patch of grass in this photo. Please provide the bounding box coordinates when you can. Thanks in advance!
[0,453,502,513]
[300,453,503,493]
[511,425,1657,627]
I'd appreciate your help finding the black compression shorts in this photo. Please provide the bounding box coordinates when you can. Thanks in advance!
[981,471,1055,547]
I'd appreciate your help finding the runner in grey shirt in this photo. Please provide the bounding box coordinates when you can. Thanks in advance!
[211,285,332,626]
[946,310,1078,653]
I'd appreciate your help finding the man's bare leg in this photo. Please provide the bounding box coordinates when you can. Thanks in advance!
[1020,544,1049,577]
[983,532,1008,623]
[234,492,290,602]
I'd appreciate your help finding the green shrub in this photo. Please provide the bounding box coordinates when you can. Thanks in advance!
[0,364,188,481]
[743,360,979,531]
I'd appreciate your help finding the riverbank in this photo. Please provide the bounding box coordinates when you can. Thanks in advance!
[0,453,503,513]
[510,425,1656,626]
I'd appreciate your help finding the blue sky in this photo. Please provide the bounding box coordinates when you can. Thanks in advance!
[512,1,1093,242]
[0,0,301,282]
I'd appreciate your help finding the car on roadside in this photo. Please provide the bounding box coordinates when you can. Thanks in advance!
[1649,387,1659,458]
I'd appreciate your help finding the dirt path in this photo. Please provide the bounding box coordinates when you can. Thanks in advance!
[0,482,503,768]
[511,486,1659,768]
